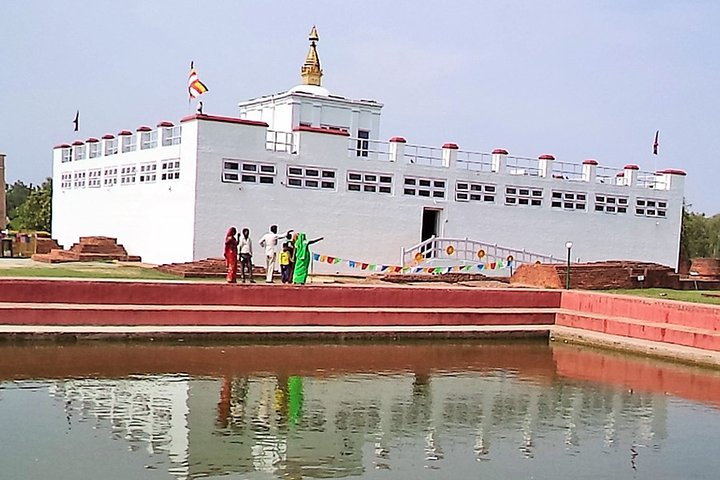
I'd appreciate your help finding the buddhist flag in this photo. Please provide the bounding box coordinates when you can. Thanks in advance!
[653,130,659,155]
[188,62,209,99]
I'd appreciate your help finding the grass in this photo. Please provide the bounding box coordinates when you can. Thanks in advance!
[0,261,185,281]
[606,288,720,306]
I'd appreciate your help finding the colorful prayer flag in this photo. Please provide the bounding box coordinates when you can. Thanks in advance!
[188,61,209,99]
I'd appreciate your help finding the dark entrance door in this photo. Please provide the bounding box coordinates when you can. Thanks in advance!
[421,208,441,257]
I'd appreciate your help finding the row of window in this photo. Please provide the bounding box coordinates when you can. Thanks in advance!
[59,160,180,189]
[60,127,182,163]
[218,160,669,217]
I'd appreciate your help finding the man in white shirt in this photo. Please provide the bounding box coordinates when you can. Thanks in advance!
[259,225,292,283]
[238,228,254,283]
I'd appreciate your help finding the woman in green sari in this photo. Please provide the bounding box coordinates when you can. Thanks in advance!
[292,232,323,284]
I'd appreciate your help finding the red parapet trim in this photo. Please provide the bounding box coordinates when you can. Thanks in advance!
[71,140,84,146]
[492,148,508,155]
[616,172,625,177]
[181,113,269,127]
[136,125,152,132]
[657,168,687,176]
[624,164,639,170]
[442,142,459,149]
[86,137,99,143]
[538,154,555,160]
[157,121,174,127]
[582,159,598,165]
[389,136,407,143]
[101,134,115,140]
[53,143,71,149]
[292,125,350,136]
[118,130,133,136]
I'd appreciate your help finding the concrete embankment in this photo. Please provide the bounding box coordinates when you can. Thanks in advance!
[0,278,719,367]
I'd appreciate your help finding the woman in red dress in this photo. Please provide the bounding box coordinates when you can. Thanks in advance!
[224,227,239,283]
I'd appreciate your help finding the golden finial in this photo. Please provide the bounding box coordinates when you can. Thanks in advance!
[301,26,323,86]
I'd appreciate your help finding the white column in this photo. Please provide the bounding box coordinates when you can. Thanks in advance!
[442,143,458,168]
[491,148,508,173]
[388,136,406,162]
[656,169,687,191]
[582,159,598,183]
[538,154,555,178]
[623,164,639,186]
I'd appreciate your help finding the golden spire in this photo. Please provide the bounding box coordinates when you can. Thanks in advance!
[301,26,323,86]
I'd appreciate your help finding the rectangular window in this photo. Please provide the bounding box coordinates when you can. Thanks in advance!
[88,142,101,159]
[505,186,543,207]
[287,165,336,190]
[160,159,180,181]
[61,172,73,189]
[455,181,496,203]
[161,126,182,146]
[140,131,158,150]
[551,190,587,211]
[73,145,86,161]
[635,197,668,218]
[61,148,71,163]
[120,165,136,185]
[121,135,136,153]
[103,167,118,187]
[139,162,157,183]
[356,129,370,157]
[595,194,629,214]
[88,169,101,188]
[347,170,393,195]
[105,138,118,156]
[403,176,446,199]
[73,171,86,188]
[222,159,276,184]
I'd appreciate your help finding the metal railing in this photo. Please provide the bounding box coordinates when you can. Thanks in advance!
[401,236,563,269]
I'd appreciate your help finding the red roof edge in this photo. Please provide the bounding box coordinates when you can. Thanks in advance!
[657,168,687,176]
[389,136,407,143]
[492,148,508,155]
[292,125,350,136]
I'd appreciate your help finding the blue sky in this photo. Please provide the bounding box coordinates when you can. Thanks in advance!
[2,1,718,214]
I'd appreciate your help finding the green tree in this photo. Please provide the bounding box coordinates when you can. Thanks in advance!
[5,180,31,222]
[681,206,719,259]
[10,178,52,232]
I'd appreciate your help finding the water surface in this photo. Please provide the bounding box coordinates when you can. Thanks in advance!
[1,341,720,479]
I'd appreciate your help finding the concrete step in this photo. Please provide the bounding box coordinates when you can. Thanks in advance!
[556,309,720,351]
[0,279,561,309]
[0,302,556,328]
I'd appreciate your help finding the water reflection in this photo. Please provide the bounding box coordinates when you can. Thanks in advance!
[2,341,720,479]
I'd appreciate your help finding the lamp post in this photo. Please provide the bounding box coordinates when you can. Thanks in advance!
[565,241,573,289]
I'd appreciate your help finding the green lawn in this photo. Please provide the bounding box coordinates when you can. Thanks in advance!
[606,288,720,306]
[0,261,189,281]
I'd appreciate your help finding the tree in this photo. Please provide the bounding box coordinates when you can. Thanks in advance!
[10,178,52,232]
[5,180,31,221]
[680,205,720,259]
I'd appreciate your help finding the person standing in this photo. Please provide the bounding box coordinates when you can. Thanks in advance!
[224,227,238,284]
[292,232,324,285]
[279,242,292,284]
[238,228,254,283]
[259,225,292,283]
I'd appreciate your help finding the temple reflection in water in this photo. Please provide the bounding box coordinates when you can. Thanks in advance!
[38,343,675,479]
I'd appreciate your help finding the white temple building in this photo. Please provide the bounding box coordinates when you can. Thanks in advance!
[51,27,686,270]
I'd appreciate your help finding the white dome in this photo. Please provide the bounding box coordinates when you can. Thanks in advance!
[288,84,331,96]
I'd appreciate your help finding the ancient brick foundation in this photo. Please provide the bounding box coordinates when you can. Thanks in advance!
[511,261,679,290]
[32,236,140,263]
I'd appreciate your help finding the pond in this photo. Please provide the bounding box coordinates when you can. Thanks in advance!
[1,340,720,479]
